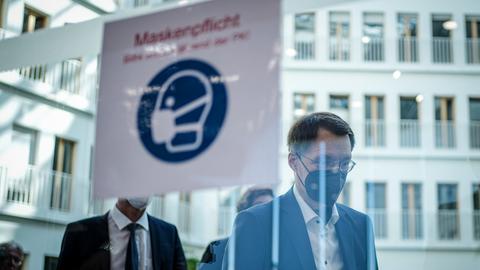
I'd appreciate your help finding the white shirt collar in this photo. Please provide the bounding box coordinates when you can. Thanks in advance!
[293,184,340,228]
[110,205,149,231]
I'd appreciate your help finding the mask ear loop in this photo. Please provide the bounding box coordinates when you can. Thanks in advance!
[295,153,311,190]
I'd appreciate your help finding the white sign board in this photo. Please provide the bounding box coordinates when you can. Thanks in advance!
[94,0,281,198]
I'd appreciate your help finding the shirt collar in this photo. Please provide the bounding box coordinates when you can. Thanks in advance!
[293,184,340,228]
[110,205,149,231]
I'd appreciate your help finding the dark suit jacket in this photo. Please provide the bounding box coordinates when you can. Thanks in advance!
[57,212,187,270]
[198,238,228,270]
[222,188,378,270]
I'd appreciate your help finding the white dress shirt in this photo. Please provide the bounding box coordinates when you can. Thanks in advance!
[293,185,343,270]
[108,205,153,270]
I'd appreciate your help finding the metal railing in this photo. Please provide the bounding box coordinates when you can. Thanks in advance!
[365,119,386,147]
[470,121,480,149]
[402,209,423,239]
[400,120,421,147]
[0,165,73,211]
[178,200,191,235]
[367,209,387,239]
[294,41,315,60]
[466,38,480,64]
[432,37,453,63]
[363,37,384,62]
[398,37,419,63]
[329,38,351,61]
[474,210,480,240]
[435,120,456,148]
[438,210,459,239]
[8,59,84,97]
[218,206,235,236]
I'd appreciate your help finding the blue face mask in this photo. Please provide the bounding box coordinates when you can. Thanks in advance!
[296,154,347,208]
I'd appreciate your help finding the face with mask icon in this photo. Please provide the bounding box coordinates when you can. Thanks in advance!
[289,128,354,217]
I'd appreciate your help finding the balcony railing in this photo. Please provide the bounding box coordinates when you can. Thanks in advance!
[400,120,421,147]
[402,209,423,239]
[365,119,386,147]
[435,120,456,148]
[178,200,191,235]
[474,210,480,240]
[14,59,83,96]
[398,37,419,63]
[329,37,351,61]
[218,205,235,236]
[438,209,459,239]
[466,38,480,64]
[294,41,315,60]
[470,121,480,149]
[367,209,387,239]
[363,37,384,62]
[432,37,453,63]
[0,165,72,211]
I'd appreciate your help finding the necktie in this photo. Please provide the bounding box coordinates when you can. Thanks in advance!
[125,223,139,270]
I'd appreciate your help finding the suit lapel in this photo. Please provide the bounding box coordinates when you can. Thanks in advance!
[148,215,162,270]
[280,189,316,270]
[100,213,111,270]
[335,207,355,270]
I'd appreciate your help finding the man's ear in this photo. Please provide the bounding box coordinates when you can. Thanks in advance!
[288,152,298,171]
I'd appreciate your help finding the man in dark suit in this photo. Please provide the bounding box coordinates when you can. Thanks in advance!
[199,187,274,270]
[57,197,187,270]
[222,112,378,270]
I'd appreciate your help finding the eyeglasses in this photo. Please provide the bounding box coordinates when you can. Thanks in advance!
[296,153,356,174]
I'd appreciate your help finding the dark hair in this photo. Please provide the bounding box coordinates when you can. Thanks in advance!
[0,241,24,259]
[236,187,274,212]
[287,112,355,153]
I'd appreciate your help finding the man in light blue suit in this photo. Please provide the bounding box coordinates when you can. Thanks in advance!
[222,112,378,270]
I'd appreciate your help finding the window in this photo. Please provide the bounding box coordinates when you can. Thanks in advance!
[10,125,37,166]
[149,195,166,219]
[51,137,75,210]
[401,183,423,239]
[179,192,192,234]
[330,95,349,109]
[397,13,419,62]
[363,12,384,62]
[434,97,455,148]
[432,14,453,63]
[470,98,480,148]
[218,189,240,236]
[44,256,58,270]
[473,184,480,239]
[6,125,38,204]
[293,93,315,120]
[400,97,420,147]
[22,6,48,33]
[329,11,350,61]
[465,15,480,64]
[437,183,459,239]
[366,182,387,238]
[365,95,385,147]
[329,95,350,123]
[294,13,315,60]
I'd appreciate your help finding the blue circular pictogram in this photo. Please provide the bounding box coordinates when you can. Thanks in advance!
[137,59,228,163]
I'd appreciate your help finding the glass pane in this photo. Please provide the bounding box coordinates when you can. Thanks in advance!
[400,97,418,120]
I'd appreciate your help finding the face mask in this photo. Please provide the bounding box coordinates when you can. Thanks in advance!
[296,154,347,207]
[151,70,213,153]
[127,197,151,210]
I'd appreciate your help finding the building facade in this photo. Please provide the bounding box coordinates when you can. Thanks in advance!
[0,0,479,269]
